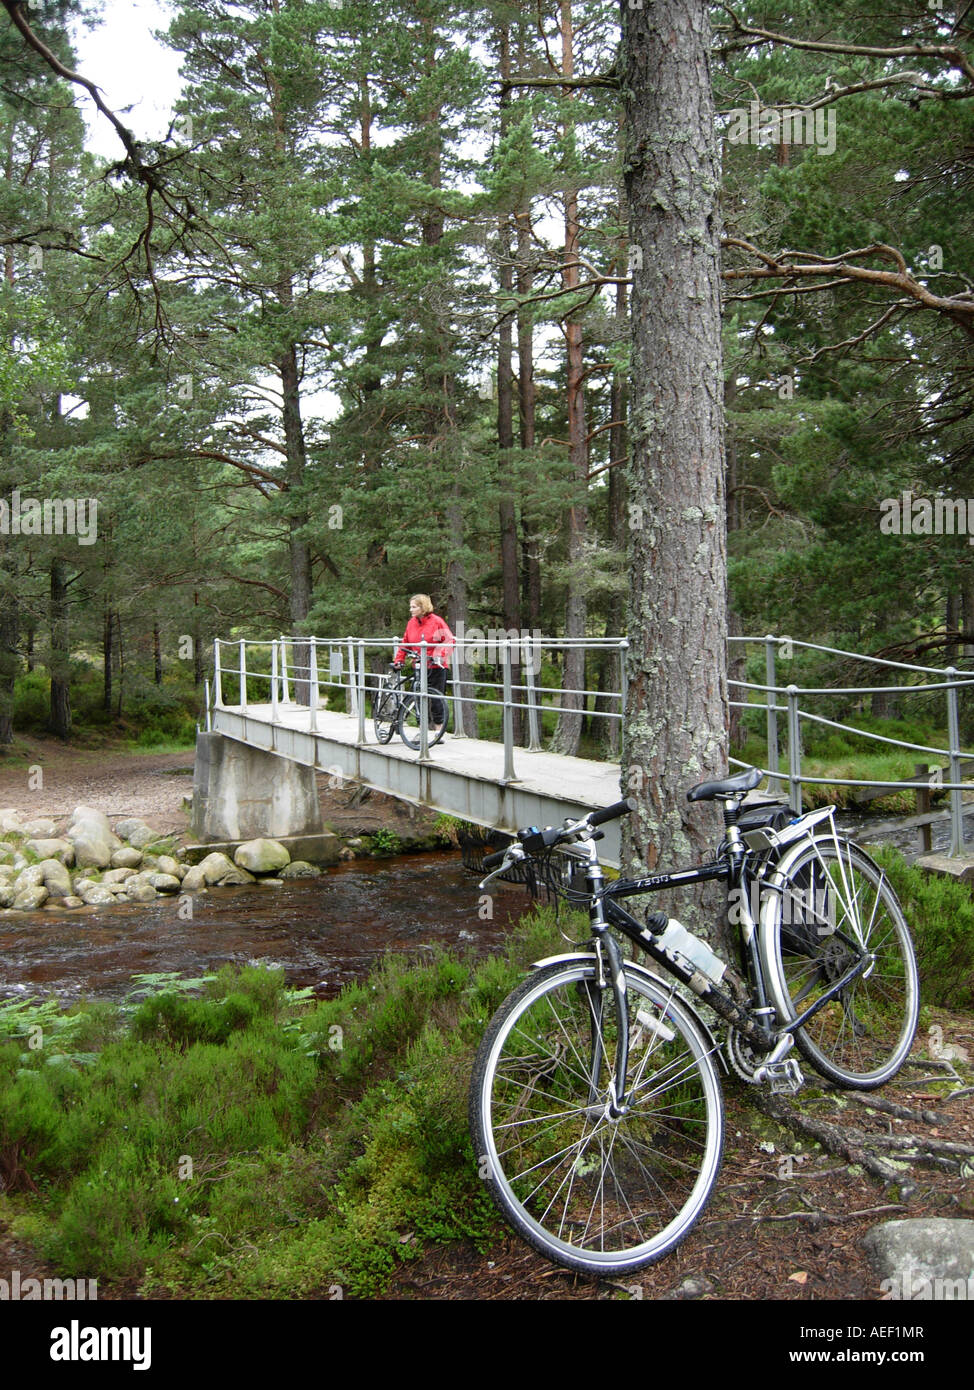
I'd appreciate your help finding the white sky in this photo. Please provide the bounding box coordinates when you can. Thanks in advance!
[70,0,183,159]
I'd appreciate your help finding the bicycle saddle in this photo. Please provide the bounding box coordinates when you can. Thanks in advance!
[686,766,763,802]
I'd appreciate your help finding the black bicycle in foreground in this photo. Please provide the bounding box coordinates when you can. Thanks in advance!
[469,766,919,1275]
[371,665,449,751]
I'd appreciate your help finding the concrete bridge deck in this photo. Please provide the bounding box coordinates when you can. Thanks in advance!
[211,702,626,864]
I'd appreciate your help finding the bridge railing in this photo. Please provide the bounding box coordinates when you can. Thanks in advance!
[210,633,629,776]
[729,634,974,854]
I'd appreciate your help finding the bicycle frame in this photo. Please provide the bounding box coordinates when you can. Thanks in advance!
[556,807,876,1112]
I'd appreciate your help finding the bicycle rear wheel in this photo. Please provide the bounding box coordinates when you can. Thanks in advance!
[469,960,724,1276]
[372,680,399,744]
[760,837,918,1089]
[397,692,447,749]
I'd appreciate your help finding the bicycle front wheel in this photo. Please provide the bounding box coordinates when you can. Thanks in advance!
[469,960,724,1276]
[760,837,919,1089]
[397,693,447,749]
[372,682,398,743]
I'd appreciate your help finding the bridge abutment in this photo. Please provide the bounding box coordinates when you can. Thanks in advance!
[191,731,324,843]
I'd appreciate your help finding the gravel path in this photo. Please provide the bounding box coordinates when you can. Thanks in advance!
[0,737,196,833]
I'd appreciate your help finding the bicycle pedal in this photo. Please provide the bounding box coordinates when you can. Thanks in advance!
[765,1059,804,1094]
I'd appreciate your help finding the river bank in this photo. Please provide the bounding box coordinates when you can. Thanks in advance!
[0,733,451,854]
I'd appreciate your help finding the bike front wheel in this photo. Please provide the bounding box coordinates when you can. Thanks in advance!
[397,693,447,749]
[760,837,919,1089]
[372,681,399,743]
[469,960,724,1276]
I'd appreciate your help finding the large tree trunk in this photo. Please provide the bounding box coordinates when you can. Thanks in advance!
[622,0,728,943]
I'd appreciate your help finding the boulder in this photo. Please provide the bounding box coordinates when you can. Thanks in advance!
[234,839,290,874]
[22,817,56,838]
[180,864,207,893]
[70,825,116,870]
[196,852,238,885]
[128,825,163,850]
[103,868,137,885]
[111,847,143,869]
[13,884,48,910]
[281,861,321,879]
[33,859,73,899]
[114,818,148,840]
[150,874,181,894]
[154,856,184,879]
[78,884,118,906]
[62,896,84,909]
[13,865,46,891]
[863,1219,974,1299]
[0,884,16,908]
[124,879,159,903]
[215,866,256,886]
[25,837,75,866]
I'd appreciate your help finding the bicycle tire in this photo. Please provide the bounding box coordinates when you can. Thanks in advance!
[372,681,399,744]
[469,959,724,1276]
[759,837,919,1089]
[397,692,447,750]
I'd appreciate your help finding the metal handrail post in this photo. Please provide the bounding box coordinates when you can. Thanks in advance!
[357,641,367,743]
[213,639,223,708]
[502,641,516,781]
[271,640,279,721]
[786,684,802,814]
[239,639,247,710]
[524,638,542,750]
[309,639,319,733]
[418,641,429,758]
[766,634,779,782]
[620,639,629,749]
[451,642,465,738]
[280,633,291,703]
[946,666,964,855]
[204,677,212,732]
[346,636,356,717]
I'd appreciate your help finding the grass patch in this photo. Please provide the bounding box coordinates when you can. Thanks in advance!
[0,905,573,1297]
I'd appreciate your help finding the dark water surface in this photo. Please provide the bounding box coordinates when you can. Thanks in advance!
[0,852,531,1005]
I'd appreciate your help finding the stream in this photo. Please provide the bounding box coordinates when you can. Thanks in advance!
[0,852,531,1006]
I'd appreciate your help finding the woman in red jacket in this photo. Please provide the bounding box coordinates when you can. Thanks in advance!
[393,594,455,733]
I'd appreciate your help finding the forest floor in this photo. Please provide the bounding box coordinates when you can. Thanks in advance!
[0,732,443,842]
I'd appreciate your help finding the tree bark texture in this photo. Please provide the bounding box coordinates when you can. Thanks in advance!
[621,1,729,929]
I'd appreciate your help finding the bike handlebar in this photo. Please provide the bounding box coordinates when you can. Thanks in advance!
[590,797,637,827]
[481,800,634,873]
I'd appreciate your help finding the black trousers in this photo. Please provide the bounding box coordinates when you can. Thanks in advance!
[423,665,448,726]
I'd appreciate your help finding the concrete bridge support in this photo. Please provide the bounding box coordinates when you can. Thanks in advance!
[191,731,323,843]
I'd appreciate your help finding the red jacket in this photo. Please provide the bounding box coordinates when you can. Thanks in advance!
[395,613,455,668]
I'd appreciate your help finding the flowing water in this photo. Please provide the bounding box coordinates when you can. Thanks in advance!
[0,852,532,1006]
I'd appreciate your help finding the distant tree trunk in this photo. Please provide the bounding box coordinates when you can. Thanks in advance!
[725,377,746,749]
[154,623,163,686]
[497,24,523,742]
[0,543,17,747]
[552,0,589,757]
[103,606,113,714]
[515,29,540,633]
[279,336,313,706]
[49,557,71,740]
[622,0,728,943]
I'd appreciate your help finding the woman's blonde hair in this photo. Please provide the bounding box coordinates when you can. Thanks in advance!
[410,593,434,615]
